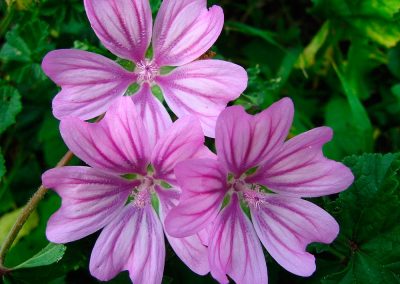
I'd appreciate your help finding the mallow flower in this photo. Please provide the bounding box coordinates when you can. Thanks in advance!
[42,0,247,138]
[166,98,354,283]
[42,97,213,283]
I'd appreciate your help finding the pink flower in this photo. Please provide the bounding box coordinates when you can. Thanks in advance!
[42,0,247,138]
[165,98,354,283]
[42,97,214,283]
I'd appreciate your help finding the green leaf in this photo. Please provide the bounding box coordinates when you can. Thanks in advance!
[14,243,67,269]
[315,153,400,283]
[0,20,51,63]
[324,98,371,159]
[296,21,331,69]
[0,208,39,246]
[150,0,161,13]
[0,25,31,62]
[331,61,373,153]
[0,86,22,135]
[312,0,400,47]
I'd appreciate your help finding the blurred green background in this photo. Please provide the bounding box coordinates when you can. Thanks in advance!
[1,0,400,283]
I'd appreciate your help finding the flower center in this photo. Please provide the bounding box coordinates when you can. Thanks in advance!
[129,177,154,208]
[135,59,159,84]
[230,179,265,209]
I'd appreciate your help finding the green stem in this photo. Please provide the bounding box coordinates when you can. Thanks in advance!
[0,150,74,267]
[326,246,347,262]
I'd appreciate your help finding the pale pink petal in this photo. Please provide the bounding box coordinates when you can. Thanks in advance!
[156,187,209,275]
[156,60,247,137]
[90,205,165,283]
[153,0,224,66]
[43,167,135,243]
[132,83,172,149]
[84,0,152,62]
[198,224,213,246]
[216,98,294,177]
[249,127,354,197]
[194,146,217,160]
[165,159,227,237]
[152,116,205,185]
[209,195,268,284]
[251,194,339,276]
[42,49,135,120]
[60,97,151,175]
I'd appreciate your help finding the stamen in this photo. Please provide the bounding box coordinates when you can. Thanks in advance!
[135,59,159,84]
[242,187,265,209]
[129,177,154,208]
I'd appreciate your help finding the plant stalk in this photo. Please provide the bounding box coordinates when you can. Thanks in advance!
[0,150,74,268]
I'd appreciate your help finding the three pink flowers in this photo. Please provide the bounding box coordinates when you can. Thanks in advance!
[41,0,354,283]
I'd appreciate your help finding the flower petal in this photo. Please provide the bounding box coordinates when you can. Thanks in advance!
[60,97,151,175]
[165,158,227,237]
[152,116,205,185]
[209,195,268,284]
[153,0,224,66]
[42,49,134,120]
[216,98,294,177]
[90,205,165,284]
[157,187,209,275]
[249,127,354,197]
[132,83,172,149]
[251,194,339,276]
[156,60,247,137]
[84,0,152,62]
[43,166,134,243]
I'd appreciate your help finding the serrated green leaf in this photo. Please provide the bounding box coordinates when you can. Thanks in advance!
[0,86,22,135]
[14,243,67,269]
[315,153,400,283]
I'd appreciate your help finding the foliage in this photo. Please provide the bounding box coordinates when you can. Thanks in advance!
[0,0,399,283]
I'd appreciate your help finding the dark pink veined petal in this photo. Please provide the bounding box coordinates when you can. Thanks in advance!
[43,167,135,243]
[251,194,339,276]
[42,49,135,120]
[60,97,151,175]
[90,205,165,283]
[165,158,227,238]
[249,127,354,197]
[216,98,294,177]
[152,116,205,185]
[156,60,247,137]
[156,187,209,275]
[152,0,224,66]
[132,83,172,149]
[209,194,268,284]
[84,0,152,62]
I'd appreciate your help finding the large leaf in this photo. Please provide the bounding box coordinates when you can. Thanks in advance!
[0,86,22,135]
[312,0,400,47]
[315,153,400,283]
